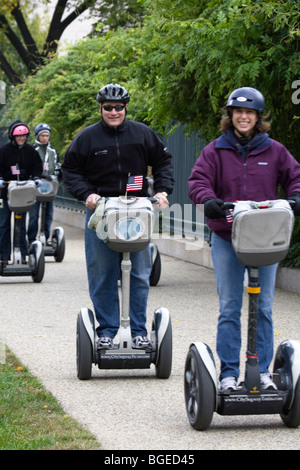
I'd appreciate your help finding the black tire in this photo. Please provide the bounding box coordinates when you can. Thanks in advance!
[76,312,93,380]
[30,242,45,283]
[54,235,65,262]
[155,314,172,379]
[184,345,215,430]
[150,247,161,286]
[280,377,300,428]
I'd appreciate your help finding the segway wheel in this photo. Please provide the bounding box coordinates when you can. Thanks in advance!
[184,345,215,430]
[76,312,93,380]
[54,234,65,262]
[280,377,300,428]
[150,244,161,286]
[30,241,45,283]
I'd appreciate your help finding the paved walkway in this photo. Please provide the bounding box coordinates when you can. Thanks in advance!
[1,220,300,450]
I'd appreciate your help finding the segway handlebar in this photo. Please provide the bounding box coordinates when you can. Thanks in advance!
[222,199,296,211]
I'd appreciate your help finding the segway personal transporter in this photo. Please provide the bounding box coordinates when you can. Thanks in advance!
[35,177,65,262]
[184,199,300,430]
[0,180,44,282]
[76,196,172,380]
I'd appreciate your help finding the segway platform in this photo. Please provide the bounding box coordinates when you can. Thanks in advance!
[76,196,172,379]
[1,181,45,282]
[35,177,65,262]
[184,200,300,430]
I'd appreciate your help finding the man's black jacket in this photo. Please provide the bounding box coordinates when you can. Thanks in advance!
[62,118,174,201]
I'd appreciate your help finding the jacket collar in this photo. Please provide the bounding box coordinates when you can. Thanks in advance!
[216,129,272,154]
[100,117,128,133]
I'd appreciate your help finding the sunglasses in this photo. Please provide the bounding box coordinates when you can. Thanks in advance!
[102,104,125,112]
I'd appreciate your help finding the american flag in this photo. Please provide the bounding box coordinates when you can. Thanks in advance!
[11,165,20,175]
[226,209,233,224]
[126,174,143,192]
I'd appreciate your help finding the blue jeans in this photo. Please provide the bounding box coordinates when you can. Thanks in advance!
[85,209,152,338]
[28,201,54,242]
[211,232,278,381]
[0,200,27,260]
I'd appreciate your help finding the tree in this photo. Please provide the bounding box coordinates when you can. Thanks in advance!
[0,0,145,86]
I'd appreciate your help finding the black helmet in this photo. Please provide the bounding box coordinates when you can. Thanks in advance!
[96,83,130,104]
[226,87,265,113]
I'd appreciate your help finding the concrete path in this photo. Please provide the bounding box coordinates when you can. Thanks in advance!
[1,220,299,450]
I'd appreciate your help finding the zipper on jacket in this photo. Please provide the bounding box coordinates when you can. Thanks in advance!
[114,128,123,194]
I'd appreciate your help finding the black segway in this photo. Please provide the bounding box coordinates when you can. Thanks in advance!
[76,196,172,380]
[184,199,300,430]
[35,177,65,262]
[0,180,44,282]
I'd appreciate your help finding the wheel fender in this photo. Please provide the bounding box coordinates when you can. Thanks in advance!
[52,226,64,244]
[31,240,43,259]
[274,339,300,408]
[150,243,158,264]
[80,308,96,354]
[192,342,218,411]
[154,307,171,363]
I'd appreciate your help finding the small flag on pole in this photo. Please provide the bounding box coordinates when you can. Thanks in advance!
[226,209,233,224]
[11,165,20,175]
[126,174,143,192]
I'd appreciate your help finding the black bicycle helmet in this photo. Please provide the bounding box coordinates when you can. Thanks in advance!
[96,83,130,104]
[226,87,265,113]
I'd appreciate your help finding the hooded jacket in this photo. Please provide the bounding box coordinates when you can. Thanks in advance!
[188,129,300,240]
[62,118,174,201]
[0,140,43,200]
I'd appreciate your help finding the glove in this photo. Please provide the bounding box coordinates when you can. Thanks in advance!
[204,198,226,219]
[0,178,5,189]
[34,178,42,187]
[290,193,300,216]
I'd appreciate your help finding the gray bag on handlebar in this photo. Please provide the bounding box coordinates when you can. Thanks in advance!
[96,196,154,252]
[231,200,294,266]
[7,180,37,213]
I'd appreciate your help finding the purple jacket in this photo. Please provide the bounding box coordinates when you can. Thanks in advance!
[188,130,300,240]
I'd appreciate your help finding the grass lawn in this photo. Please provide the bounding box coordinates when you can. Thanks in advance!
[0,347,101,450]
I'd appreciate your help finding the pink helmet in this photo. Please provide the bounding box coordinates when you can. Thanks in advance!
[12,124,29,136]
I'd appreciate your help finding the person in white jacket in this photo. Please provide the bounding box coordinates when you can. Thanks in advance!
[27,123,61,244]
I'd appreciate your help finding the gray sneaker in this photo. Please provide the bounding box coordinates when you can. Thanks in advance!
[97,336,117,350]
[132,336,152,351]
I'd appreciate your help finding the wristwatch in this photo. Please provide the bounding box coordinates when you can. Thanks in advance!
[161,191,168,197]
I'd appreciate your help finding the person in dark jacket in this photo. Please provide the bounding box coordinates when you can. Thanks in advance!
[62,83,174,350]
[0,121,43,264]
[188,87,300,392]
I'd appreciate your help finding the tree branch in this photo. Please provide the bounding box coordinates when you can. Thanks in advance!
[11,2,43,67]
[0,49,22,85]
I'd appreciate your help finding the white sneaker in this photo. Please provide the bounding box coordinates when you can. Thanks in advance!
[220,376,237,392]
[260,373,277,390]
